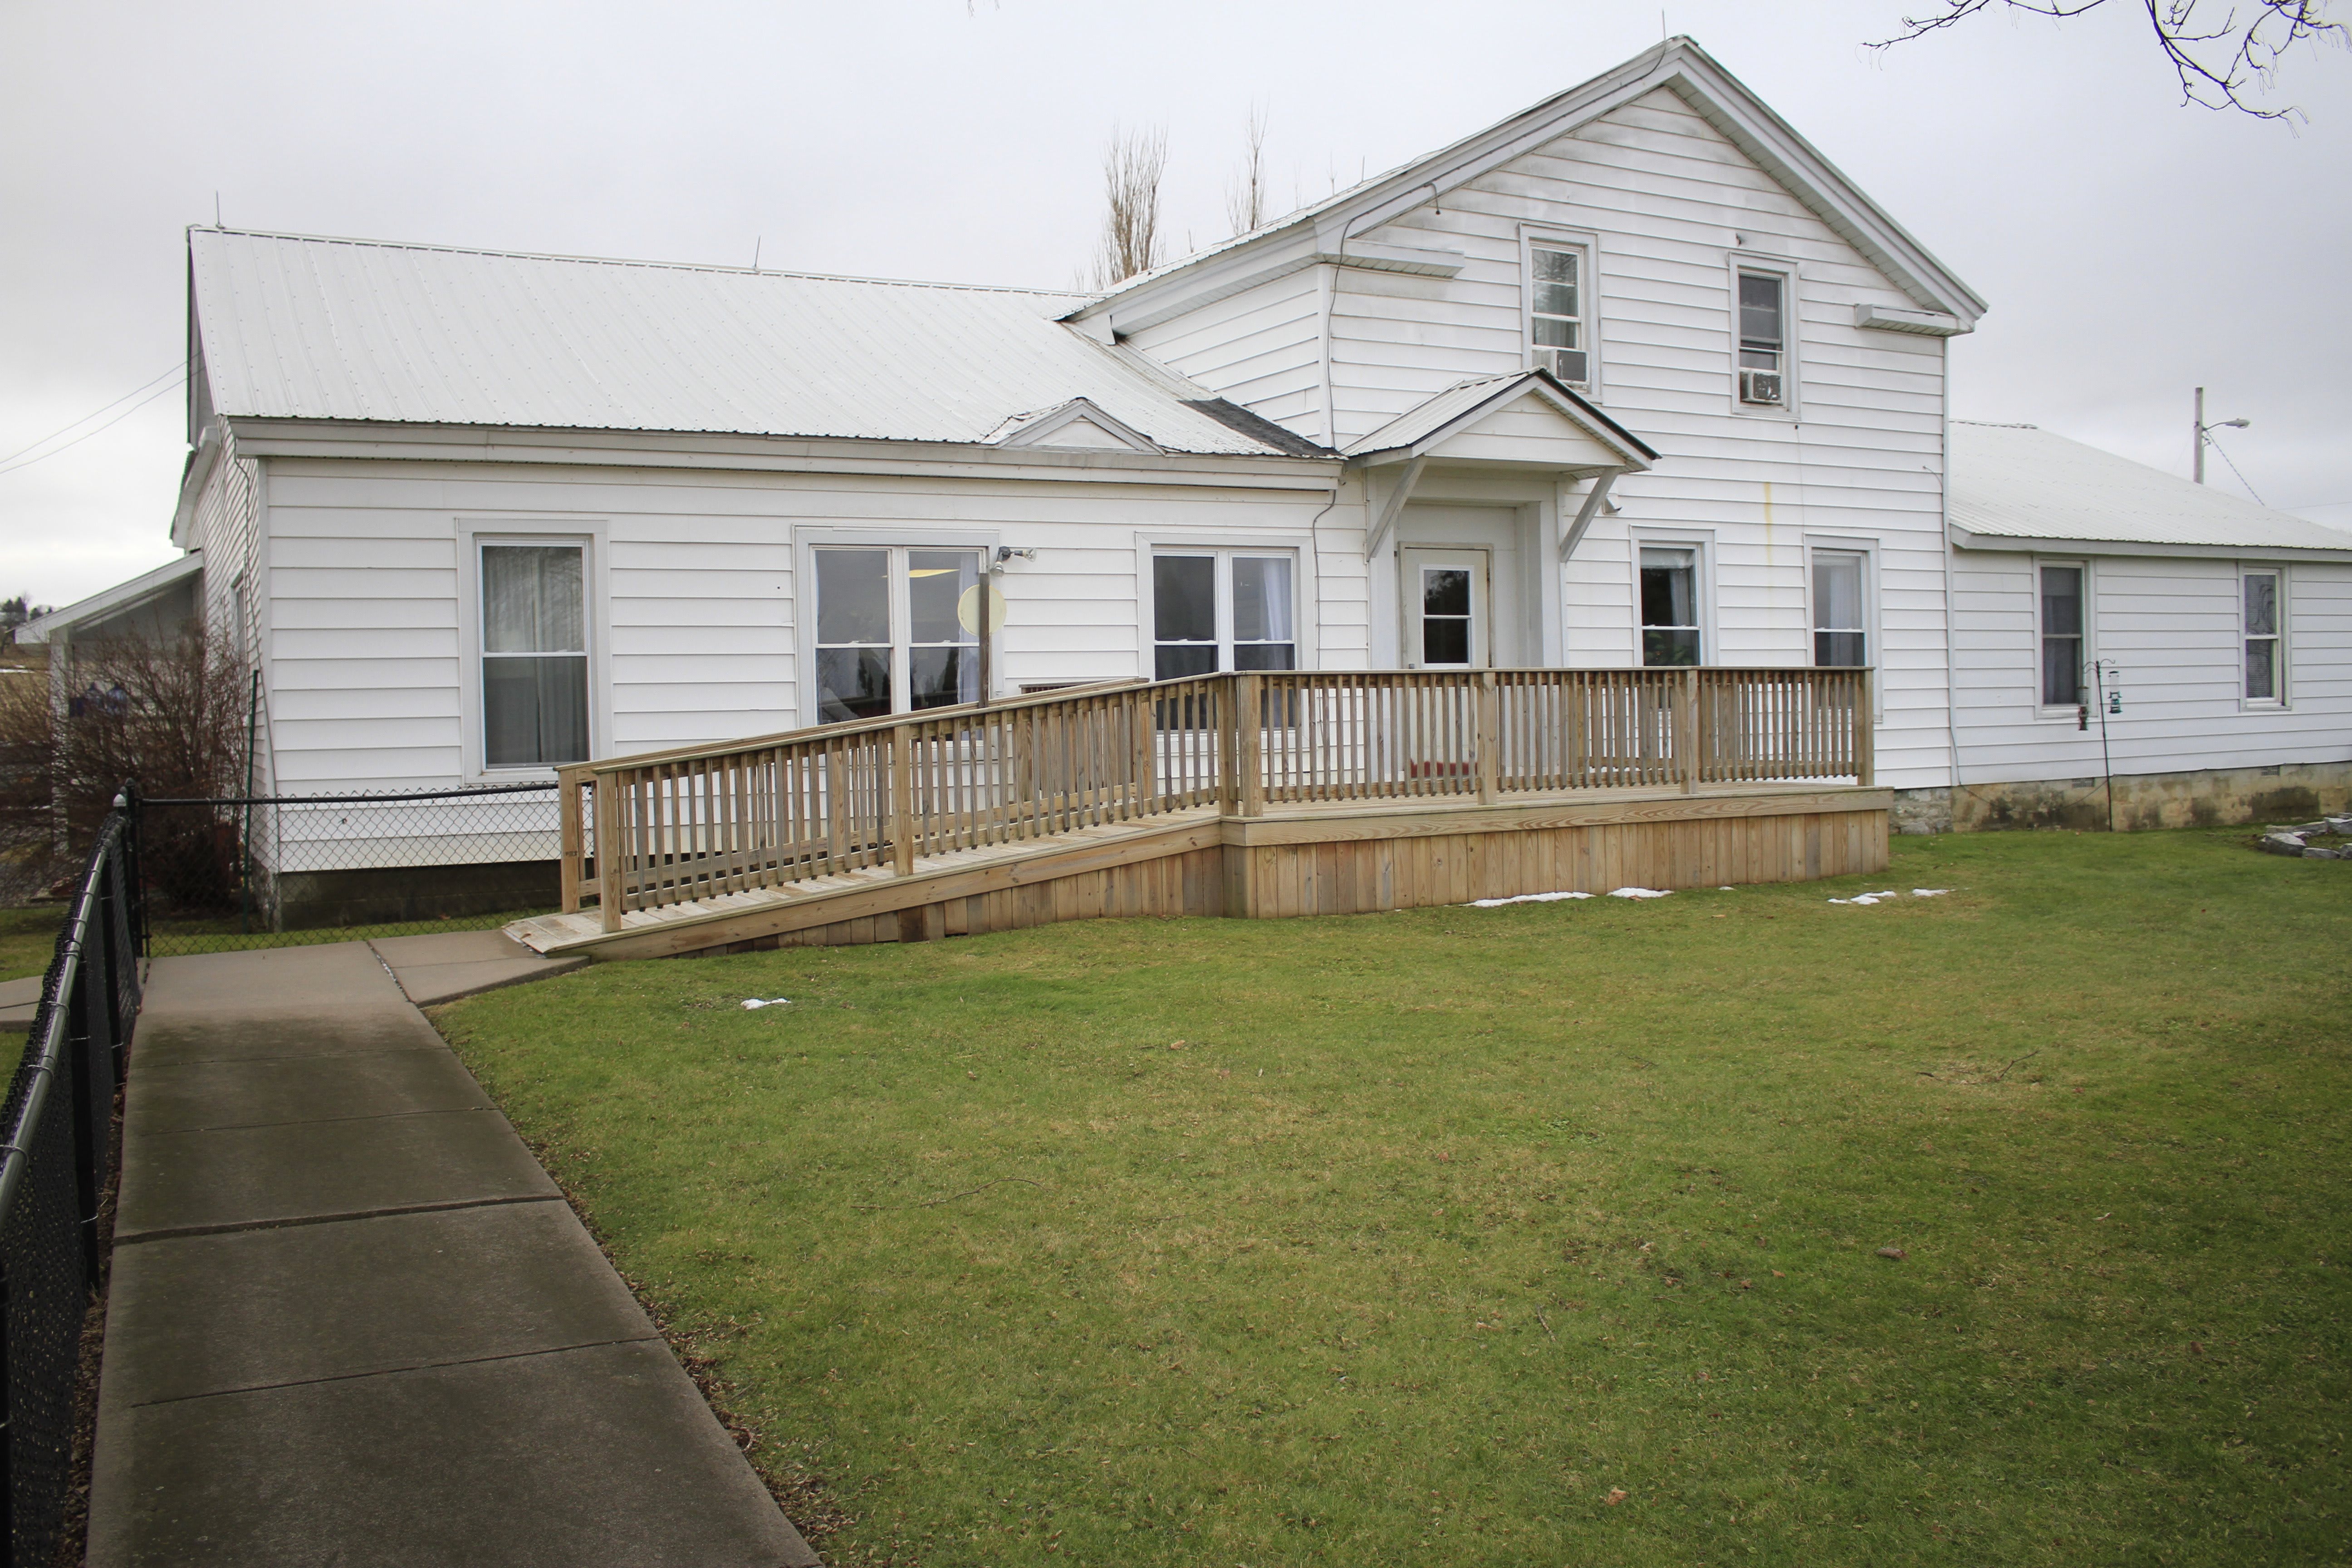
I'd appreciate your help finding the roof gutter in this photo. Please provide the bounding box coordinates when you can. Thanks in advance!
[1948,522,2352,564]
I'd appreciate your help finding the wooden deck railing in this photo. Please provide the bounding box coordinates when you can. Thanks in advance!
[558,666,1871,929]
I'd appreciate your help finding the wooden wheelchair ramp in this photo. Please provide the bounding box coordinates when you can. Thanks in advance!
[513,666,1887,960]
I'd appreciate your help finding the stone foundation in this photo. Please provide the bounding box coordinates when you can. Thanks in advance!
[1891,788,1955,836]
[1940,761,2352,834]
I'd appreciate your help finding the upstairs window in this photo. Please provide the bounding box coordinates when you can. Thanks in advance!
[1529,242,1588,387]
[480,543,589,768]
[1737,272,1784,372]
[2244,569,2283,702]
[1812,551,1867,666]
[2039,563,2085,707]
[813,546,984,723]
[1153,551,1295,680]
[1639,547,1701,667]
[1736,269,1788,407]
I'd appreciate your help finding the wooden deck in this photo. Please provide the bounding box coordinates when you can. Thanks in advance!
[510,781,1888,961]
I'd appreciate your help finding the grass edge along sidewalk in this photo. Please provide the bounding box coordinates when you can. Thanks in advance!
[89,937,818,1567]
[432,828,2351,1568]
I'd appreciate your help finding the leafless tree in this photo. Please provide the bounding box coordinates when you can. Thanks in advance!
[1091,123,1168,289]
[0,626,250,905]
[1225,104,1270,237]
[1871,0,2347,119]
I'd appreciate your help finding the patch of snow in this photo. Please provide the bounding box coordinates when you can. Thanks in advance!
[1608,887,1671,899]
[1466,890,1596,907]
[740,997,793,1009]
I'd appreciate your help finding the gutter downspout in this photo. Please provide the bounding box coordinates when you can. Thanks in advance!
[1938,345,1964,830]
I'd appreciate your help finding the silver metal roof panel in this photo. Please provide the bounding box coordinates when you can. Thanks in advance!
[188,229,1296,457]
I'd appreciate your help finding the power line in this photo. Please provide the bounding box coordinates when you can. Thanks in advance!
[2202,431,2266,506]
[0,361,189,469]
[0,372,188,480]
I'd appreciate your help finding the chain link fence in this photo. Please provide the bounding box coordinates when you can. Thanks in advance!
[140,783,562,957]
[0,788,139,1566]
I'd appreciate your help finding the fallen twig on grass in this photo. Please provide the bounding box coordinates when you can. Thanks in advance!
[1991,1048,2041,1083]
[852,1177,1045,1211]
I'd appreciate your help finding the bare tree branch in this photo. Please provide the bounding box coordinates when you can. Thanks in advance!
[1225,103,1269,238]
[1092,123,1168,289]
[1869,0,2347,119]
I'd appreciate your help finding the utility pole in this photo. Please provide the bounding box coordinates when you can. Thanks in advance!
[2193,386,2205,484]
[2192,387,2249,485]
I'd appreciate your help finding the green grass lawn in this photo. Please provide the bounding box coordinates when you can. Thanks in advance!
[433,829,2350,1567]
[0,904,66,983]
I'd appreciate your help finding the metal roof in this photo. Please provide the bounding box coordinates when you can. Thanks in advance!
[1074,37,1983,329]
[1341,371,1658,466]
[1949,422,2352,556]
[19,552,204,644]
[187,229,1297,457]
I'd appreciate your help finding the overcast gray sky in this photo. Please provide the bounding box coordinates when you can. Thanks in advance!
[5,0,2347,607]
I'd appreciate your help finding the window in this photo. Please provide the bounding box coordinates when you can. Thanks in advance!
[1640,546,1701,666]
[1422,568,1473,665]
[2244,569,2283,702]
[2039,563,2085,707]
[1737,272,1784,373]
[1812,551,1867,666]
[1529,241,1588,387]
[481,543,589,767]
[813,546,984,723]
[1152,552,1295,680]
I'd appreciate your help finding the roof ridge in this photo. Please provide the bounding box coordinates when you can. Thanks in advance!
[189,225,1093,298]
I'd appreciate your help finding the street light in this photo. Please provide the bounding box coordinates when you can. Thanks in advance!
[2193,387,2250,485]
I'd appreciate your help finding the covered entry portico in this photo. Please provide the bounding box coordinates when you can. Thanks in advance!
[1350,370,1658,671]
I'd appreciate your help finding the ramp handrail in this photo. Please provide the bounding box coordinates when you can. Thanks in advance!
[559,666,1871,928]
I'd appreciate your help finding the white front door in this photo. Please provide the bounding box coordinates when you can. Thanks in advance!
[1402,548,1489,669]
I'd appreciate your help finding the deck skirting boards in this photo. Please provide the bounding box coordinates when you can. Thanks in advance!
[519,786,1890,960]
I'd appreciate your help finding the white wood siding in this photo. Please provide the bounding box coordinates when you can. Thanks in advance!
[1122,268,1329,442]
[1266,87,1948,787]
[1953,550,2352,784]
[255,459,1358,791]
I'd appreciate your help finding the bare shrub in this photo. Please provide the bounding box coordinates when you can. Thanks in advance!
[0,627,250,908]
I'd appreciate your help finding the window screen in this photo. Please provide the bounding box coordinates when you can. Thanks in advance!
[1530,244,1587,386]
[1738,273,1784,373]
[2244,571,2280,701]
[1640,547,1700,667]
[1812,552,1867,666]
[2040,564,2084,706]
[481,544,588,768]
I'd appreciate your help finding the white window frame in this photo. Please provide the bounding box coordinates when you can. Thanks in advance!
[1148,545,1303,679]
[1803,537,1881,712]
[2239,564,2289,710]
[1519,226,1601,397]
[799,535,998,724]
[2032,556,2093,719]
[793,527,1000,725]
[1131,532,1317,677]
[1627,527,1716,667]
[1726,252,1800,421]
[456,518,609,782]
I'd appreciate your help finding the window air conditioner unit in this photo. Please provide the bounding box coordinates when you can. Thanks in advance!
[1739,368,1784,406]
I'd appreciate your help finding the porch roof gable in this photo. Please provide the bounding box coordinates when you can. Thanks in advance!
[1342,371,1656,472]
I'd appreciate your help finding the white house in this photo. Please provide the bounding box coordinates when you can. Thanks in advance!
[165,37,1977,801]
[1945,421,2352,829]
[52,34,2346,924]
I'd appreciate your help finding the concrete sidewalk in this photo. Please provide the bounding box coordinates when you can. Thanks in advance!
[89,941,819,1568]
